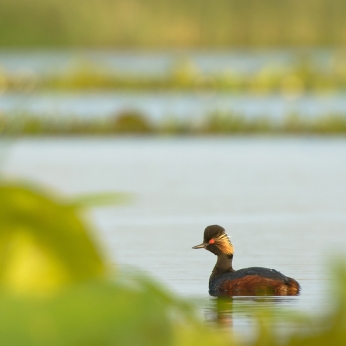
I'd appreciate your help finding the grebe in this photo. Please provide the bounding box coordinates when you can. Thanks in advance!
[192,225,300,296]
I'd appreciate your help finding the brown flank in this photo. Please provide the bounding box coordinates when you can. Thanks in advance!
[218,275,300,296]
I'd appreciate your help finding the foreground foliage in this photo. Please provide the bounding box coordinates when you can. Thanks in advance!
[0,183,225,345]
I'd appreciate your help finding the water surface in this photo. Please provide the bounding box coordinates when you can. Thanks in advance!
[2,137,346,336]
[0,48,334,75]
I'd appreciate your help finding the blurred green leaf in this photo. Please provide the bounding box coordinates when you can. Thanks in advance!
[0,181,229,345]
[0,183,106,295]
[69,192,132,208]
[0,280,173,346]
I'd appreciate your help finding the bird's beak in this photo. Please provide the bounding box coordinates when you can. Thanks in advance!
[192,243,206,249]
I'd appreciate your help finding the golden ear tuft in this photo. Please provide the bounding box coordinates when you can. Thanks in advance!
[215,233,234,255]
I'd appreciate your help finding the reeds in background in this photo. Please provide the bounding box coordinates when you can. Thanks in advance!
[1,0,346,47]
[1,111,346,136]
[2,51,346,93]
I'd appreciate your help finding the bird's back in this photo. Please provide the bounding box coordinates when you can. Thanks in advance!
[209,267,300,296]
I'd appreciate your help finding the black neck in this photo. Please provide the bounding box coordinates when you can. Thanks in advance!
[209,254,234,284]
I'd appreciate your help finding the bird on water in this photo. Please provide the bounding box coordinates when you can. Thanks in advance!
[192,225,300,296]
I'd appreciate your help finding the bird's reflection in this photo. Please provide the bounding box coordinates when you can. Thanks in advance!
[205,295,298,330]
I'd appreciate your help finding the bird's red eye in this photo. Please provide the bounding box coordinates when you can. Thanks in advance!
[209,239,215,244]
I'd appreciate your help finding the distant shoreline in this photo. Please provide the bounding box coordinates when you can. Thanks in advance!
[1,111,346,136]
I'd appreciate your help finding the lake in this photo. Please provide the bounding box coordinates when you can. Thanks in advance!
[2,137,346,338]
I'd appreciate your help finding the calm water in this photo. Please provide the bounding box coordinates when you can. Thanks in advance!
[0,48,334,75]
[2,91,346,121]
[2,137,346,337]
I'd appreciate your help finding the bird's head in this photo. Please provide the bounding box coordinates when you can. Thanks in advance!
[192,225,234,257]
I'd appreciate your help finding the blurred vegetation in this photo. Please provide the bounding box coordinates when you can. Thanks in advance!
[1,111,346,136]
[1,0,346,47]
[0,182,226,345]
[1,181,346,345]
[2,51,346,93]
